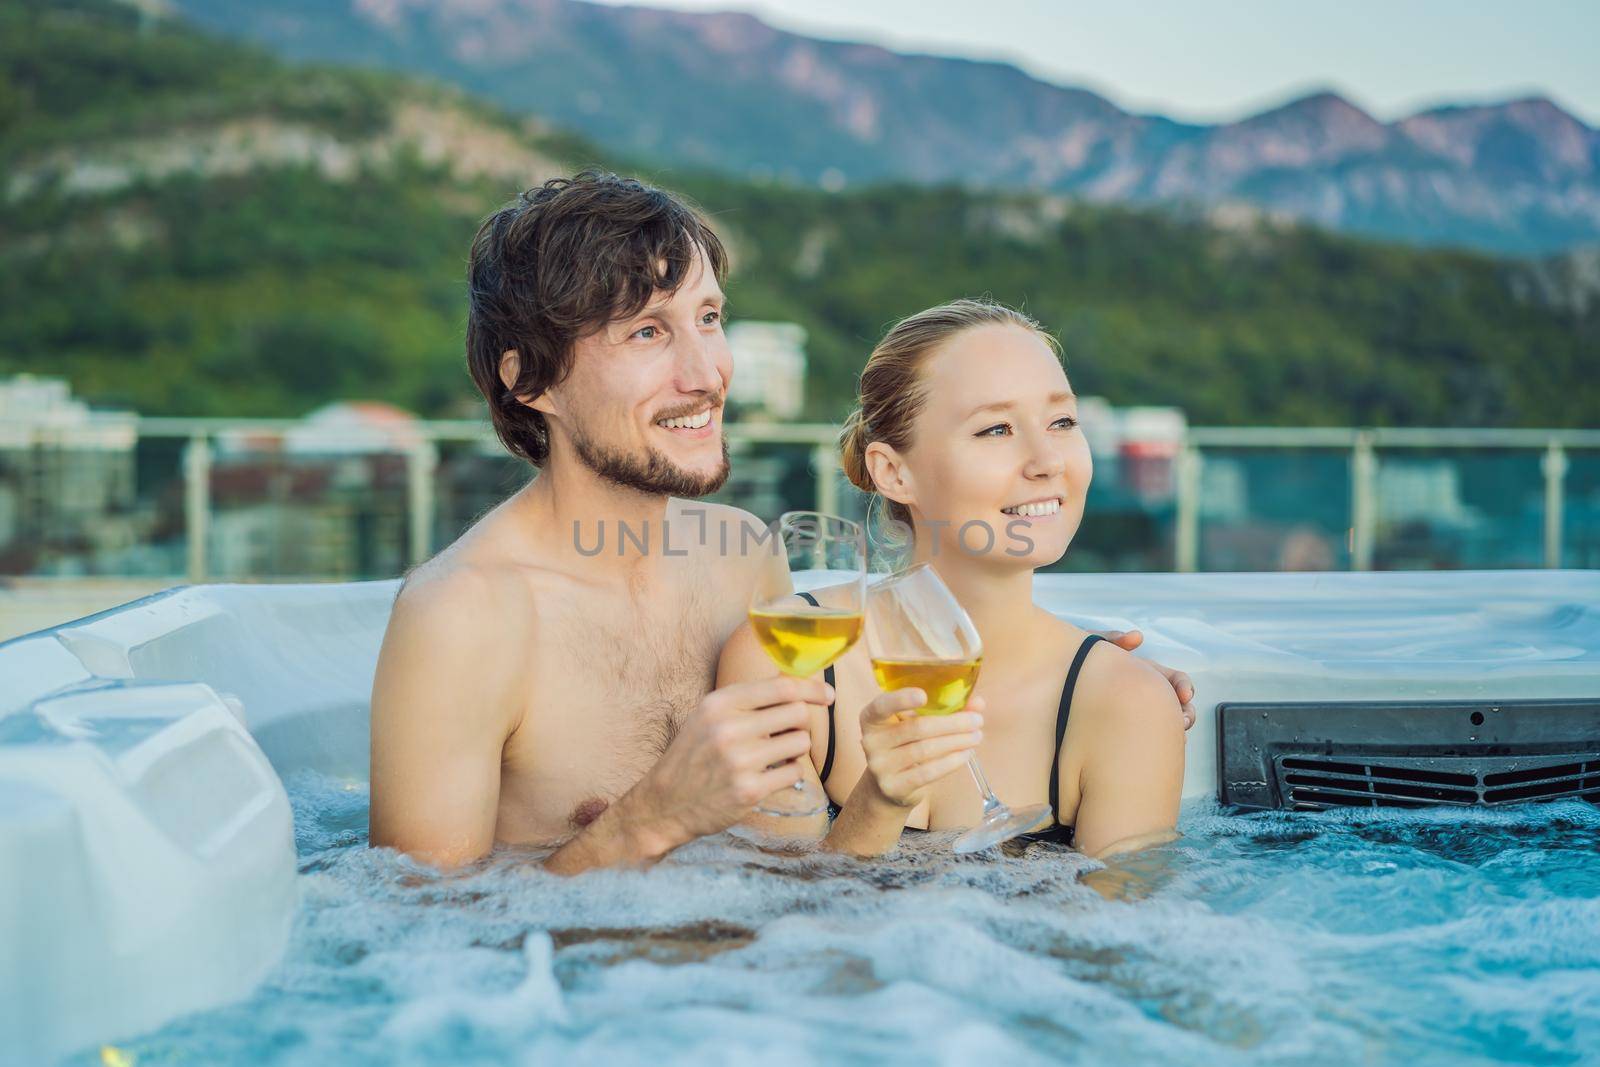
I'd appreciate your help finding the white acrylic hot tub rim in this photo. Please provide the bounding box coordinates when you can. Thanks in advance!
[0,583,337,1066]
[3,569,1597,1063]
[9,567,1598,822]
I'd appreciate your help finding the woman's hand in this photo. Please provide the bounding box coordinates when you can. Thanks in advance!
[859,689,985,808]
[1093,629,1197,730]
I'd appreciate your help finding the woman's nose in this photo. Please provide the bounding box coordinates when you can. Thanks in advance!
[1021,428,1068,478]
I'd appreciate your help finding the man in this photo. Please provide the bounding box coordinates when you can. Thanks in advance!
[368,171,1195,874]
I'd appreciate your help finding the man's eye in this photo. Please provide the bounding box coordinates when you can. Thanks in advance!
[976,423,1011,437]
[632,325,659,340]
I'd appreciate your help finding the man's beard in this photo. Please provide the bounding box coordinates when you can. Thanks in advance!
[569,424,732,498]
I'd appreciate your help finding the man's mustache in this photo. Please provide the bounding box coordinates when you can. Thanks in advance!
[652,396,724,422]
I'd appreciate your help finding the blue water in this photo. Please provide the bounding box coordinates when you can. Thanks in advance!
[70,773,1600,1066]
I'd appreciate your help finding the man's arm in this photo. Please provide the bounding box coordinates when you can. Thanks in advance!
[542,786,694,874]
[371,572,830,876]
[546,674,829,874]
[368,572,521,870]
[713,614,833,841]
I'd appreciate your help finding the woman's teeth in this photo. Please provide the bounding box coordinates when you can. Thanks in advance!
[1002,498,1061,517]
[658,410,712,430]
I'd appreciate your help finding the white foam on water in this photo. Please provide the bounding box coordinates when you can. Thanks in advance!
[66,774,1600,1067]
[382,934,568,1043]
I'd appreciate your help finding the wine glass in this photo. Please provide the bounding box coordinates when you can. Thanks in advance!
[865,562,1052,853]
[747,511,867,817]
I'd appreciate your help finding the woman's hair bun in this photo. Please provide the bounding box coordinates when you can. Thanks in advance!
[837,408,874,493]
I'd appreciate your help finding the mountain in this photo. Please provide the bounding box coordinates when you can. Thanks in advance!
[2,0,1596,434]
[165,0,1600,255]
[1399,97,1599,183]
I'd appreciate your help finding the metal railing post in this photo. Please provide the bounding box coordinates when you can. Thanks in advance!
[1350,431,1376,571]
[183,431,211,582]
[1175,443,1201,572]
[1543,440,1568,569]
[812,442,838,517]
[406,440,438,566]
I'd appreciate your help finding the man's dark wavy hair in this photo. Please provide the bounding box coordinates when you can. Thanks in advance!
[465,170,729,466]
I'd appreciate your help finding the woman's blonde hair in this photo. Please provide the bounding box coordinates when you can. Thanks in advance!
[839,299,1061,530]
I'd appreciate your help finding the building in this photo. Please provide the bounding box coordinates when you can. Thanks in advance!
[0,375,140,574]
[207,401,431,579]
[1075,396,1188,505]
[726,321,807,420]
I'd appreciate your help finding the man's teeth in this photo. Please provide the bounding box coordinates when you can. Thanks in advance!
[659,410,712,430]
[1002,498,1061,517]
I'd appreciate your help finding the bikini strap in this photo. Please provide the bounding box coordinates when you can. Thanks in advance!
[794,591,838,785]
[1049,634,1105,828]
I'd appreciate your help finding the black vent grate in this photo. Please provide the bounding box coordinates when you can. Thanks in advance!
[1218,700,1600,811]
[1275,753,1600,811]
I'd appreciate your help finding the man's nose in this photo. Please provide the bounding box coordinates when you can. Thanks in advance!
[673,330,724,396]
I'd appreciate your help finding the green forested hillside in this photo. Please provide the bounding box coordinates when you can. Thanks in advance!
[2,0,1596,427]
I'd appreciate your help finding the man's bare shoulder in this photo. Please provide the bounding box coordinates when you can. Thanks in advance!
[371,548,541,750]
[674,499,761,527]
[399,549,515,611]
[667,499,769,557]
[389,545,537,660]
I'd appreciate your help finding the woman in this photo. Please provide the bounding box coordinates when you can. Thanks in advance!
[718,300,1189,859]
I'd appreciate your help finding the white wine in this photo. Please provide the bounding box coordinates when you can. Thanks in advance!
[871,657,983,715]
[750,608,864,676]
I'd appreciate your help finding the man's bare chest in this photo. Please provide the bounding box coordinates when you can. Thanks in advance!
[496,590,731,839]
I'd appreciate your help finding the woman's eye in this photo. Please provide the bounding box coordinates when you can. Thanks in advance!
[701,309,722,326]
[1053,416,1078,429]
[976,423,1011,437]
[632,325,659,340]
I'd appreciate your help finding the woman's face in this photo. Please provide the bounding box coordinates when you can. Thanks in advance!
[895,323,1091,569]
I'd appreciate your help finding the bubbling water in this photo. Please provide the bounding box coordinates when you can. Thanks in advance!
[72,772,1600,1067]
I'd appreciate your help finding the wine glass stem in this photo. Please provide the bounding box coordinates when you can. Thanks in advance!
[965,753,1006,815]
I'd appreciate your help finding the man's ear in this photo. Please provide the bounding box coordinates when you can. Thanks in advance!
[863,442,916,513]
[499,348,556,416]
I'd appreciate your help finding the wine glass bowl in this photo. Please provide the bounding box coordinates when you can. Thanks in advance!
[864,562,1052,853]
[746,512,867,817]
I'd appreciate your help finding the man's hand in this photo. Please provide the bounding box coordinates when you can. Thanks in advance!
[631,674,834,846]
[858,689,984,808]
[1092,629,1197,730]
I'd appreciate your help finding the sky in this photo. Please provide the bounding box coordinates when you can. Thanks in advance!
[593,0,1600,126]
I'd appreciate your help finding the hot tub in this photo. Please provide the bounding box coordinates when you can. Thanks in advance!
[3,570,1598,1063]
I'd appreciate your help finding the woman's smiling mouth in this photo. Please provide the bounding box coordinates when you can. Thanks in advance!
[1001,496,1062,519]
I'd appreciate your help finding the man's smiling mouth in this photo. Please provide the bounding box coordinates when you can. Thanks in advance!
[656,408,714,432]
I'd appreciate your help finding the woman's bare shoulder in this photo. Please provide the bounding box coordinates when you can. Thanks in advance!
[1074,638,1182,730]
[1081,643,1184,735]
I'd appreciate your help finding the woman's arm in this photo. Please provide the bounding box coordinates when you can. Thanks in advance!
[715,605,983,854]
[820,690,984,857]
[1070,662,1186,858]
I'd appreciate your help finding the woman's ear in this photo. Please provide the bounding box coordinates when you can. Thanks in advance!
[863,442,916,512]
[499,348,556,416]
